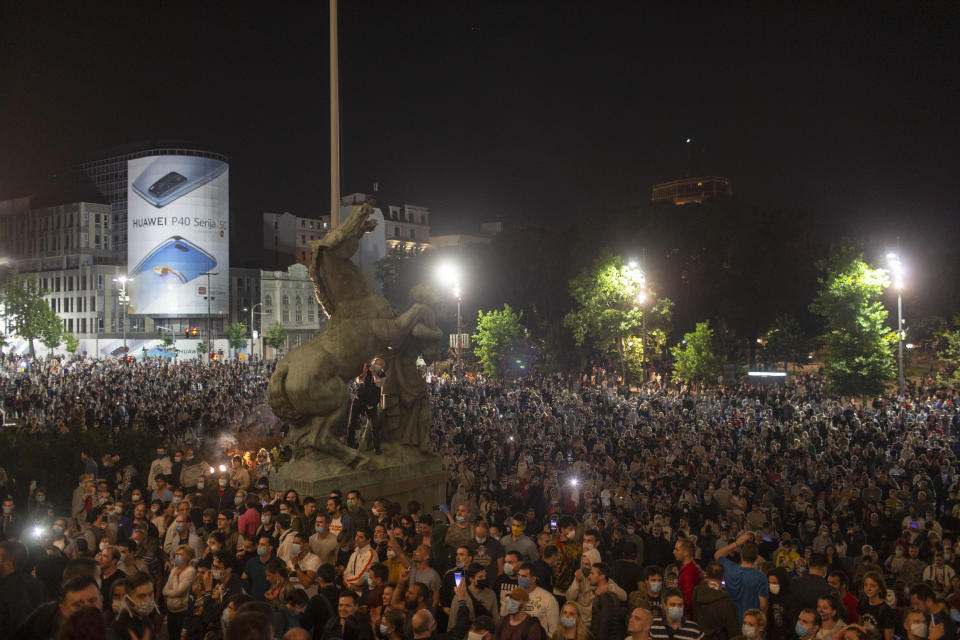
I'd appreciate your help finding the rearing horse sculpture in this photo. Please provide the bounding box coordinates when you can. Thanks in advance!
[267,205,441,469]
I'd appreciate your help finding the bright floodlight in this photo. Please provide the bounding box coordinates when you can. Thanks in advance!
[570,478,579,486]
[887,253,904,290]
[437,262,460,286]
[637,291,647,304]
[218,464,227,472]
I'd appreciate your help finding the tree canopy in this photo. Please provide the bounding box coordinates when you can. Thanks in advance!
[809,246,896,396]
[472,304,527,378]
[670,321,723,385]
[1,273,63,356]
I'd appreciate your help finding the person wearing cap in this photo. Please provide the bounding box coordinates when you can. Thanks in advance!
[495,587,548,639]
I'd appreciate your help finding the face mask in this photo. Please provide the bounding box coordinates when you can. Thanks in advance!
[172,497,182,505]
[583,542,594,551]
[291,543,301,556]
[257,546,268,557]
[173,555,185,566]
[186,455,194,462]
[316,526,326,534]
[175,523,185,533]
[212,569,224,581]
[196,482,205,490]
[222,607,231,624]
[911,624,928,638]
[743,624,757,638]
[52,525,64,536]
[769,583,781,595]
[476,578,489,590]
[261,515,271,525]
[468,632,486,640]
[219,478,228,487]
[151,506,160,514]
[476,536,487,544]
[796,624,809,637]
[512,525,523,537]
[560,617,576,629]
[950,610,960,623]
[157,453,166,459]
[503,562,514,576]
[128,595,156,617]
[112,599,123,614]
[132,495,142,503]
[896,548,903,556]
[649,581,662,594]
[380,624,389,636]
[347,499,356,510]
[456,515,466,523]
[818,610,831,621]
[174,456,182,463]
[234,496,243,505]
[506,599,521,615]
[518,577,531,590]
[668,606,683,621]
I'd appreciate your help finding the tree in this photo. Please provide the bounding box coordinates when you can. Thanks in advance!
[195,340,208,357]
[564,252,673,379]
[671,321,723,385]
[160,333,175,354]
[761,315,812,371]
[473,305,527,377]
[226,322,248,359]
[1,273,63,357]
[809,246,896,396]
[64,333,80,354]
[265,321,288,360]
[935,318,960,385]
[375,247,431,314]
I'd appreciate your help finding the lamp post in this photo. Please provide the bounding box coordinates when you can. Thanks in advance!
[244,303,263,362]
[113,275,132,357]
[200,271,219,360]
[628,260,648,384]
[437,262,462,379]
[887,252,906,396]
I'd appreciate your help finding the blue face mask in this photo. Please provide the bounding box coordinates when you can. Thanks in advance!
[518,577,532,590]
[175,523,184,533]
[667,606,683,621]
[560,617,576,629]
[291,543,301,556]
[173,555,184,566]
[796,624,809,637]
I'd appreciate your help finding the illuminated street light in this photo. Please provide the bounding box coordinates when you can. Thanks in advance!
[112,275,133,357]
[887,252,906,395]
[436,262,463,378]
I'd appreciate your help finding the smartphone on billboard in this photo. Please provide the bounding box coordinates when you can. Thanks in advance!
[132,156,227,208]
[129,236,217,310]
[454,571,462,588]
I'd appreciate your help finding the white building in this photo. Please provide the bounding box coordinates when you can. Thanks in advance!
[257,263,323,358]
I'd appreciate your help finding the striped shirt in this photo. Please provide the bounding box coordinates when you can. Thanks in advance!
[650,616,705,640]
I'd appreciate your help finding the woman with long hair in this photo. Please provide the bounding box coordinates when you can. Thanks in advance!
[857,571,895,640]
[551,601,589,640]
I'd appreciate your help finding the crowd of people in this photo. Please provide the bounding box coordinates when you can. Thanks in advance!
[1,354,960,640]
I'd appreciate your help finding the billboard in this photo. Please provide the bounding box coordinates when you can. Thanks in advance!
[126,155,229,316]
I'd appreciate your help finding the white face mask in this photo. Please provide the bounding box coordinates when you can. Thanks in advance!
[769,583,781,595]
[468,632,486,640]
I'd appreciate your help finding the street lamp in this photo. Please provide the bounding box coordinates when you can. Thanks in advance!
[243,303,263,362]
[200,271,219,360]
[437,262,462,379]
[627,259,648,383]
[112,275,132,357]
[887,252,906,396]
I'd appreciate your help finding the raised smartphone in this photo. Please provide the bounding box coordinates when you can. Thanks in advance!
[132,156,227,208]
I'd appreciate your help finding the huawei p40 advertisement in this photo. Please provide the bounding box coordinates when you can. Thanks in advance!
[126,155,229,316]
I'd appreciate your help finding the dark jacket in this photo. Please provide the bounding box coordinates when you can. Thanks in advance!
[590,590,626,640]
[692,582,740,640]
[321,612,374,640]
[439,602,474,640]
[0,570,47,637]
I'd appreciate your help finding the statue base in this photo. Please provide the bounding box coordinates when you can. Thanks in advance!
[273,448,446,510]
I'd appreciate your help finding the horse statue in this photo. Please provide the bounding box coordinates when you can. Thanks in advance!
[267,205,442,470]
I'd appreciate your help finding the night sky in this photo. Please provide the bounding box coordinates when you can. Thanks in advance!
[2,2,958,254]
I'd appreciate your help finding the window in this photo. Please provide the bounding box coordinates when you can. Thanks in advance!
[91,296,96,311]
[282,308,289,322]
[265,294,273,309]
[295,308,302,323]
[80,318,86,333]
[282,294,289,306]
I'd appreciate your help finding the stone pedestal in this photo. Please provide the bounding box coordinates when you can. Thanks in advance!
[273,455,446,509]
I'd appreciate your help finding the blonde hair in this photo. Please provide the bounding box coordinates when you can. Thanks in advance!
[551,603,588,640]
[176,544,195,562]
[744,608,767,632]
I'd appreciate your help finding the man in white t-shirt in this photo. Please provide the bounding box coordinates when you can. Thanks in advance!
[288,531,322,597]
